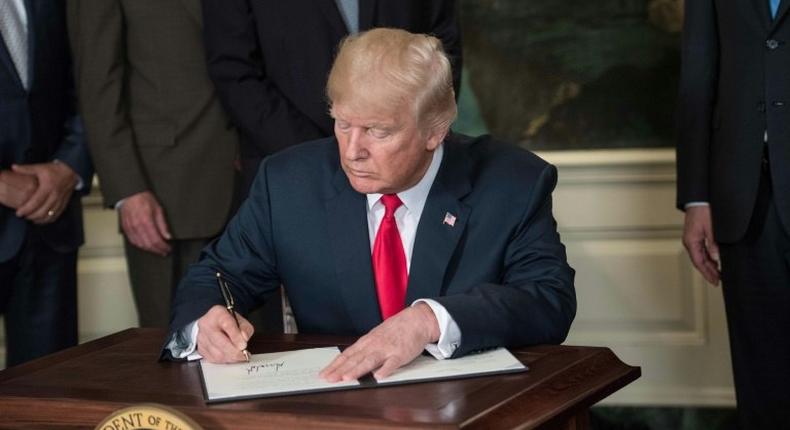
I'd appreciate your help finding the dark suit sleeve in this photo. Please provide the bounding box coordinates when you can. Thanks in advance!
[426,0,463,97]
[53,115,93,194]
[433,164,576,358]
[52,17,93,192]
[201,0,325,157]
[168,159,281,333]
[676,0,718,209]
[68,0,149,206]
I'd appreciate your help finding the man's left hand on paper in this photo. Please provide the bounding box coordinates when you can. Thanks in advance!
[320,302,440,382]
[11,162,79,224]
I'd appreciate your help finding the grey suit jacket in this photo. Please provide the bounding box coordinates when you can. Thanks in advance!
[68,0,239,239]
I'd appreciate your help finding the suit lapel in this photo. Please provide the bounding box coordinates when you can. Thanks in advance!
[23,0,34,90]
[325,167,382,332]
[0,34,22,89]
[405,139,472,304]
[316,0,349,39]
[358,0,377,31]
[771,0,790,32]
[177,0,203,26]
[752,0,772,31]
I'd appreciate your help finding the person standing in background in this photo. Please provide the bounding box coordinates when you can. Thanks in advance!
[68,0,239,328]
[202,0,463,196]
[677,0,790,427]
[0,0,93,366]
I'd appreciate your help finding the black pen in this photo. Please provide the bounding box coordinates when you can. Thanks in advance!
[216,272,251,362]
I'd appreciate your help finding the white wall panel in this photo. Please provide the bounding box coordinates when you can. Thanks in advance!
[541,148,735,406]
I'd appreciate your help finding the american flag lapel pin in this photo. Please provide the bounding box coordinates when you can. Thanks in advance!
[443,212,457,227]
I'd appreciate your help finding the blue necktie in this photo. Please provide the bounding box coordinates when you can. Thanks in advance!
[335,0,359,34]
[771,0,781,18]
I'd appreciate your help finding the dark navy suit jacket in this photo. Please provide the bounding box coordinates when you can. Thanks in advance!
[168,133,575,357]
[0,0,92,262]
[677,0,790,241]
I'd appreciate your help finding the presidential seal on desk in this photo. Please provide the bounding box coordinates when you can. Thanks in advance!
[95,403,202,430]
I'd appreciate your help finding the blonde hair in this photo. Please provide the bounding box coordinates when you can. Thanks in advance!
[327,28,457,134]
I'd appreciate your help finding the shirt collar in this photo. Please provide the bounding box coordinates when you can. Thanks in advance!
[366,144,444,212]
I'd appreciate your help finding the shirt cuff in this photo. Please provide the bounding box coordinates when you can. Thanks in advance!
[412,298,461,359]
[53,159,85,191]
[684,201,710,209]
[165,320,203,361]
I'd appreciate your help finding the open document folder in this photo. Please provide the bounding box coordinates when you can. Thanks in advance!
[199,346,527,403]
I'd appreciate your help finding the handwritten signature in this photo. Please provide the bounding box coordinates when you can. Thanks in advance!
[246,362,285,375]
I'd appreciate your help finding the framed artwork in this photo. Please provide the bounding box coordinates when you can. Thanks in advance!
[455,0,683,150]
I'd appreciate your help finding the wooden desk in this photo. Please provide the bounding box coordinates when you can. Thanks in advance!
[0,329,639,429]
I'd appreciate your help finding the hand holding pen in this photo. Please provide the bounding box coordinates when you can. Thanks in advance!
[216,272,252,362]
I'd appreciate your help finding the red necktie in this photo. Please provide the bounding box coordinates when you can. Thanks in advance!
[372,194,407,320]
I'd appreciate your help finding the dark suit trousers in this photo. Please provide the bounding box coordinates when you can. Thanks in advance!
[720,164,790,429]
[124,238,211,328]
[0,233,78,367]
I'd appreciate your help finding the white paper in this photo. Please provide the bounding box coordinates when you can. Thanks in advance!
[200,346,359,401]
[375,347,526,384]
